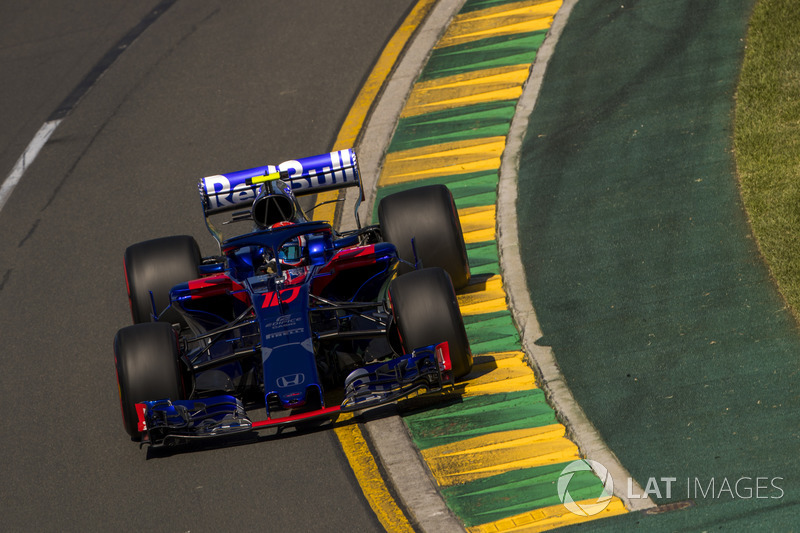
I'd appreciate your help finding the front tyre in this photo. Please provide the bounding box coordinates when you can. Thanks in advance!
[124,235,201,327]
[388,267,472,379]
[378,185,470,290]
[114,322,184,440]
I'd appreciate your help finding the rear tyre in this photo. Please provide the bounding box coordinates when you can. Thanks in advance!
[114,322,184,440]
[124,235,201,327]
[388,267,472,379]
[378,185,470,290]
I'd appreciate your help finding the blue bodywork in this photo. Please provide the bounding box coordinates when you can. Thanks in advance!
[125,150,456,446]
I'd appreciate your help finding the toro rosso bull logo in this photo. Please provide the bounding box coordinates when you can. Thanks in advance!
[201,149,359,214]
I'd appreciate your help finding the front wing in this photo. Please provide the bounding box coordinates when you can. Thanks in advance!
[135,342,453,446]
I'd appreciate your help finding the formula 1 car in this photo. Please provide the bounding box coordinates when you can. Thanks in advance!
[113,148,473,446]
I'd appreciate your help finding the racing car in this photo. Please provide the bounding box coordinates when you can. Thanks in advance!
[113,148,473,446]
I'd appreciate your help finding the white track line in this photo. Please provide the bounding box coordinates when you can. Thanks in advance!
[0,120,62,213]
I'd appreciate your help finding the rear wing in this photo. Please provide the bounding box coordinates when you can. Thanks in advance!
[199,148,361,215]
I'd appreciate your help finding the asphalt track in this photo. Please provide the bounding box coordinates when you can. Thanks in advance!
[0,1,414,531]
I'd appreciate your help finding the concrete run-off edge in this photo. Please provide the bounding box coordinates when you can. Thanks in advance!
[495,0,656,513]
[362,407,467,533]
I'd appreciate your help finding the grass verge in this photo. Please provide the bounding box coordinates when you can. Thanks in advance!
[735,0,800,316]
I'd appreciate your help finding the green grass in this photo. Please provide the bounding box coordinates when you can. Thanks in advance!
[735,0,800,316]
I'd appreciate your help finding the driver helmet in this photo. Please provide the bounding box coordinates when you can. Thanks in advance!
[270,222,307,268]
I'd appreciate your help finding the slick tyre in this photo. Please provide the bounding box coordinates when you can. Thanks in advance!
[114,322,183,440]
[378,184,470,290]
[124,235,201,327]
[388,267,473,379]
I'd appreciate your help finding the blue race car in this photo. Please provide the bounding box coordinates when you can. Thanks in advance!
[114,149,472,446]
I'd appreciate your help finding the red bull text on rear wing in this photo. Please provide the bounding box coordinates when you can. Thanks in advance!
[199,148,360,215]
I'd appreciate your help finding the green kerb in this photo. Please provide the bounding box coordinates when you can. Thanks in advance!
[441,463,604,527]
[421,31,546,82]
[403,389,557,449]
[389,100,517,153]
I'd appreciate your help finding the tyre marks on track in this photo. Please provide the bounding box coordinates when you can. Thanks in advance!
[375,0,627,530]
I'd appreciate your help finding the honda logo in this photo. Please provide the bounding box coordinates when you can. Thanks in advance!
[276,373,305,388]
